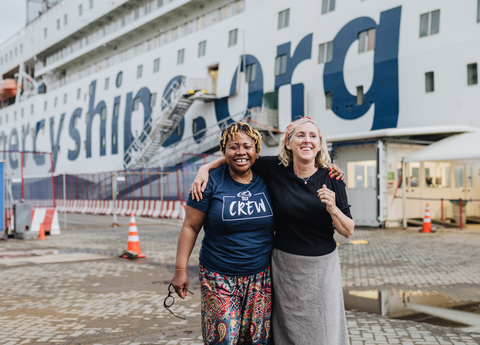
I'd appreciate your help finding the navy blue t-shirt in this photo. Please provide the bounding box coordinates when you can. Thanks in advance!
[187,165,274,276]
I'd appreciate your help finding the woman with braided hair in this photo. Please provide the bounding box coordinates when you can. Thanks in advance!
[171,122,274,344]
[189,117,353,344]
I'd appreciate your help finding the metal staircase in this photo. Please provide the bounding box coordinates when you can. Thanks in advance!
[123,77,216,169]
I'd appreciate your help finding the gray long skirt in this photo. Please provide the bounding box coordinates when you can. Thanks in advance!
[271,248,348,345]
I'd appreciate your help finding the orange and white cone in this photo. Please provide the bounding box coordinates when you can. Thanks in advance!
[38,223,46,240]
[421,204,432,233]
[124,214,146,258]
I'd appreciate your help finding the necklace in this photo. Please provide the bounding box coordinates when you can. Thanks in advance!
[293,167,317,185]
[231,170,253,184]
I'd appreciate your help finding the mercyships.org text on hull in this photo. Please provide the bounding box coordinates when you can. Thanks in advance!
[1,0,480,227]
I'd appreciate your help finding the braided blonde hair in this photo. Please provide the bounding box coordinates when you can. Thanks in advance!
[219,122,262,158]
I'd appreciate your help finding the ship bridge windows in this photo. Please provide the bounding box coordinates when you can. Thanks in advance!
[425,71,435,92]
[137,65,143,79]
[278,9,290,30]
[198,41,206,58]
[467,63,478,85]
[153,58,160,73]
[275,55,287,76]
[420,10,440,38]
[245,63,256,83]
[318,41,333,64]
[321,0,335,14]
[177,49,185,65]
[228,29,238,47]
[358,28,375,53]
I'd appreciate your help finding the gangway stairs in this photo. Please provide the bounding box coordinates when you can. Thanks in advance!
[123,77,216,169]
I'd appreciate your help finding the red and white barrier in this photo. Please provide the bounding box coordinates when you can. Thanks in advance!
[31,208,61,235]
[105,200,114,215]
[142,200,152,217]
[81,200,90,214]
[136,200,145,217]
[120,200,130,216]
[151,201,162,217]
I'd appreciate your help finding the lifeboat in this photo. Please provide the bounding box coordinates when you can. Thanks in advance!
[0,79,17,102]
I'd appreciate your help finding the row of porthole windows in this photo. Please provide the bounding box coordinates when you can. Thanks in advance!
[1,44,23,66]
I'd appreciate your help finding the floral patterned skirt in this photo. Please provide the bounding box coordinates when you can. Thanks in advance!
[199,265,272,345]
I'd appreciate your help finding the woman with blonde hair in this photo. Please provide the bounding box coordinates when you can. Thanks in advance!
[190,116,353,344]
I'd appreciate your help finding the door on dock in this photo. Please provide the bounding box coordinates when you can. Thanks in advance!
[208,65,218,94]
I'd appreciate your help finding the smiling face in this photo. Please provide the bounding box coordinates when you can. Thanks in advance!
[223,131,257,177]
[286,122,322,164]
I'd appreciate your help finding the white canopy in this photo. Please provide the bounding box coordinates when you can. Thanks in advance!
[404,131,480,163]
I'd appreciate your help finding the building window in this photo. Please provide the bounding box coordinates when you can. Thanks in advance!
[57,19,60,30]
[177,49,185,65]
[358,28,375,53]
[150,93,157,108]
[318,41,333,64]
[325,92,332,109]
[133,98,140,111]
[198,41,206,57]
[77,88,81,100]
[228,29,238,47]
[278,9,290,30]
[44,28,47,38]
[153,58,160,73]
[89,0,94,9]
[275,55,287,76]
[64,14,68,25]
[79,4,83,16]
[322,0,335,14]
[54,97,58,108]
[245,64,257,83]
[420,10,440,37]
[468,63,478,85]
[137,65,143,79]
[425,71,435,92]
[64,94,67,104]
[356,86,364,105]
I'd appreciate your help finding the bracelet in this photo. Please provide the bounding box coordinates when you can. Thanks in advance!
[175,268,187,271]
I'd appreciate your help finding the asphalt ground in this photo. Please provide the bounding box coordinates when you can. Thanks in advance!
[0,213,480,344]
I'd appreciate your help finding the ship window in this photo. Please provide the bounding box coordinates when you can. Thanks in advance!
[116,72,123,88]
[101,107,106,121]
[44,28,47,38]
[0,117,2,125]
[157,0,163,8]
[14,111,17,120]
[420,10,440,37]
[325,92,332,109]
[64,14,68,25]
[278,9,290,30]
[228,29,238,47]
[102,137,106,148]
[358,28,375,53]
[112,134,117,146]
[54,97,58,108]
[105,77,109,90]
[321,0,335,14]
[44,101,48,111]
[10,51,12,59]
[5,115,7,123]
[150,93,157,108]
[176,126,181,135]
[177,49,185,65]
[134,9,140,20]
[57,19,60,30]
[21,109,24,118]
[113,103,120,117]
[77,88,81,99]
[356,86,364,105]
[467,63,478,85]
[134,98,140,111]
[137,65,143,79]
[478,0,480,23]
[275,54,287,76]
[245,64,256,83]
[79,4,83,16]
[15,47,17,56]
[31,104,34,114]
[318,41,333,64]
[89,0,94,9]
[153,58,160,73]
[89,83,94,96]
[198,41,206,58]
[425,71,434,92]
[1,57,2,65]
[20,44,22,53]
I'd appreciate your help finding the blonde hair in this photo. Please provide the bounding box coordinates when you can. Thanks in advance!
[219,122,262,158]
[278,117,331,168]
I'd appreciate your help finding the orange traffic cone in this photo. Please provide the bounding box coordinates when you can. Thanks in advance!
[123,214,146,258]
[421,204,432,233]
[38,223,46,240]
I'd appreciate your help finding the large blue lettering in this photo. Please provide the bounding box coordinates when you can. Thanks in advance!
[68,108,82,161]
[86,80,107,158]
[21,123,29,167]
[8,128,19,169]
[323,7,401,130]
[111,95,121,155]
[124,87,153,152]
[162,76,184,147]
[33,120,45,165]
[50,113,65,171]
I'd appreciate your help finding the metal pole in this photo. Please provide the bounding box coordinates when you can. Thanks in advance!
[50,153,56,208]
[20,152,24,200]
[402,160,407,229]
[113,172,118,227]
[63,173,66,229]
